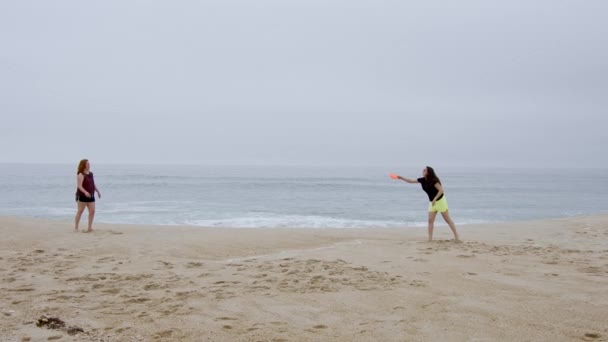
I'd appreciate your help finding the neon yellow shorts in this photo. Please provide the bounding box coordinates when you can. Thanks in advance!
[428,196,448,213]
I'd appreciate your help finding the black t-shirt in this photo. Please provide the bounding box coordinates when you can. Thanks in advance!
[417,177,443,202]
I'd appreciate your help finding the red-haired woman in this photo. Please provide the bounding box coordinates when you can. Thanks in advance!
[74,159,101,232]
[396,166,460,242]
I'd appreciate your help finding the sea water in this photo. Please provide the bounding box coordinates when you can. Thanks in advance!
[0,164,606,228]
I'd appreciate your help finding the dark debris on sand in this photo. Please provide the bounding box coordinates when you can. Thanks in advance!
[36,315,86,335]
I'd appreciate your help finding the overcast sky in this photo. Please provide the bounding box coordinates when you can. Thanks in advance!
[1,0,606,168]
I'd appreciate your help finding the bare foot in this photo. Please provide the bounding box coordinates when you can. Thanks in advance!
[74,228,80,233]
[85,229,94,233]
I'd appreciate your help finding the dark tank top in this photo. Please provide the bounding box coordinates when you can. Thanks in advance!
[76,172,95,196]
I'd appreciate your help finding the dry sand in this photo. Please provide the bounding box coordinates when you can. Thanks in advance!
[1,215,607,341]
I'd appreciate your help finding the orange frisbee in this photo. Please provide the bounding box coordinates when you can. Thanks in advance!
[389,173,399,180]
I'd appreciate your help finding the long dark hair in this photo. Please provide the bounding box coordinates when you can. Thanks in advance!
[425,166,441,185]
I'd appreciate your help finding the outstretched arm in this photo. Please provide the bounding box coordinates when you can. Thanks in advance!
[398,176,419,184]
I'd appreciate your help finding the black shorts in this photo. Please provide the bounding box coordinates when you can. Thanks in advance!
[75,194,95,203]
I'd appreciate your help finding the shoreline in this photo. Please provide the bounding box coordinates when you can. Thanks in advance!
[1,215,607,341]
[3,210,608,229]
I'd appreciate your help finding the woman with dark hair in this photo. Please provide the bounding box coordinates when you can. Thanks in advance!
[394,166,460,242]
[74,159,101,232]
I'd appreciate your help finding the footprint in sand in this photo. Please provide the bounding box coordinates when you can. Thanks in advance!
[102,288,120,294]
[270,322,288,326]
[96,257,114,263]
[154,330,174,338]
[156,261,173,269]
[305,324,328,332]
[215,317,239,321]
[143,283,163,291]
[583,333,601,341]
[578,266,604,275]
[123,296,151,304]
[409,280,428,287]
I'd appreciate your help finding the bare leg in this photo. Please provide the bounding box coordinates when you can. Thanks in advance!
[86,202,96,232]
[440,210,461,241]
[427,211,438,241]
[74,202,86,232]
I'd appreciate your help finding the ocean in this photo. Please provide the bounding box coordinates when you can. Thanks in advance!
[0,164,606,228]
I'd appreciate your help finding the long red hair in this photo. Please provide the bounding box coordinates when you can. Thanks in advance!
[77,159,89,175]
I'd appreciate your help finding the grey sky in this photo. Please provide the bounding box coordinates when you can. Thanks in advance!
[1,1,607,167]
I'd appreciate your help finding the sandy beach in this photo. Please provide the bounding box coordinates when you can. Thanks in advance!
[1,215,607,341]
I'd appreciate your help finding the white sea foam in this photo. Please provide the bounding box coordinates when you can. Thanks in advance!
[183,215,407,228]
[181,215,494,228]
